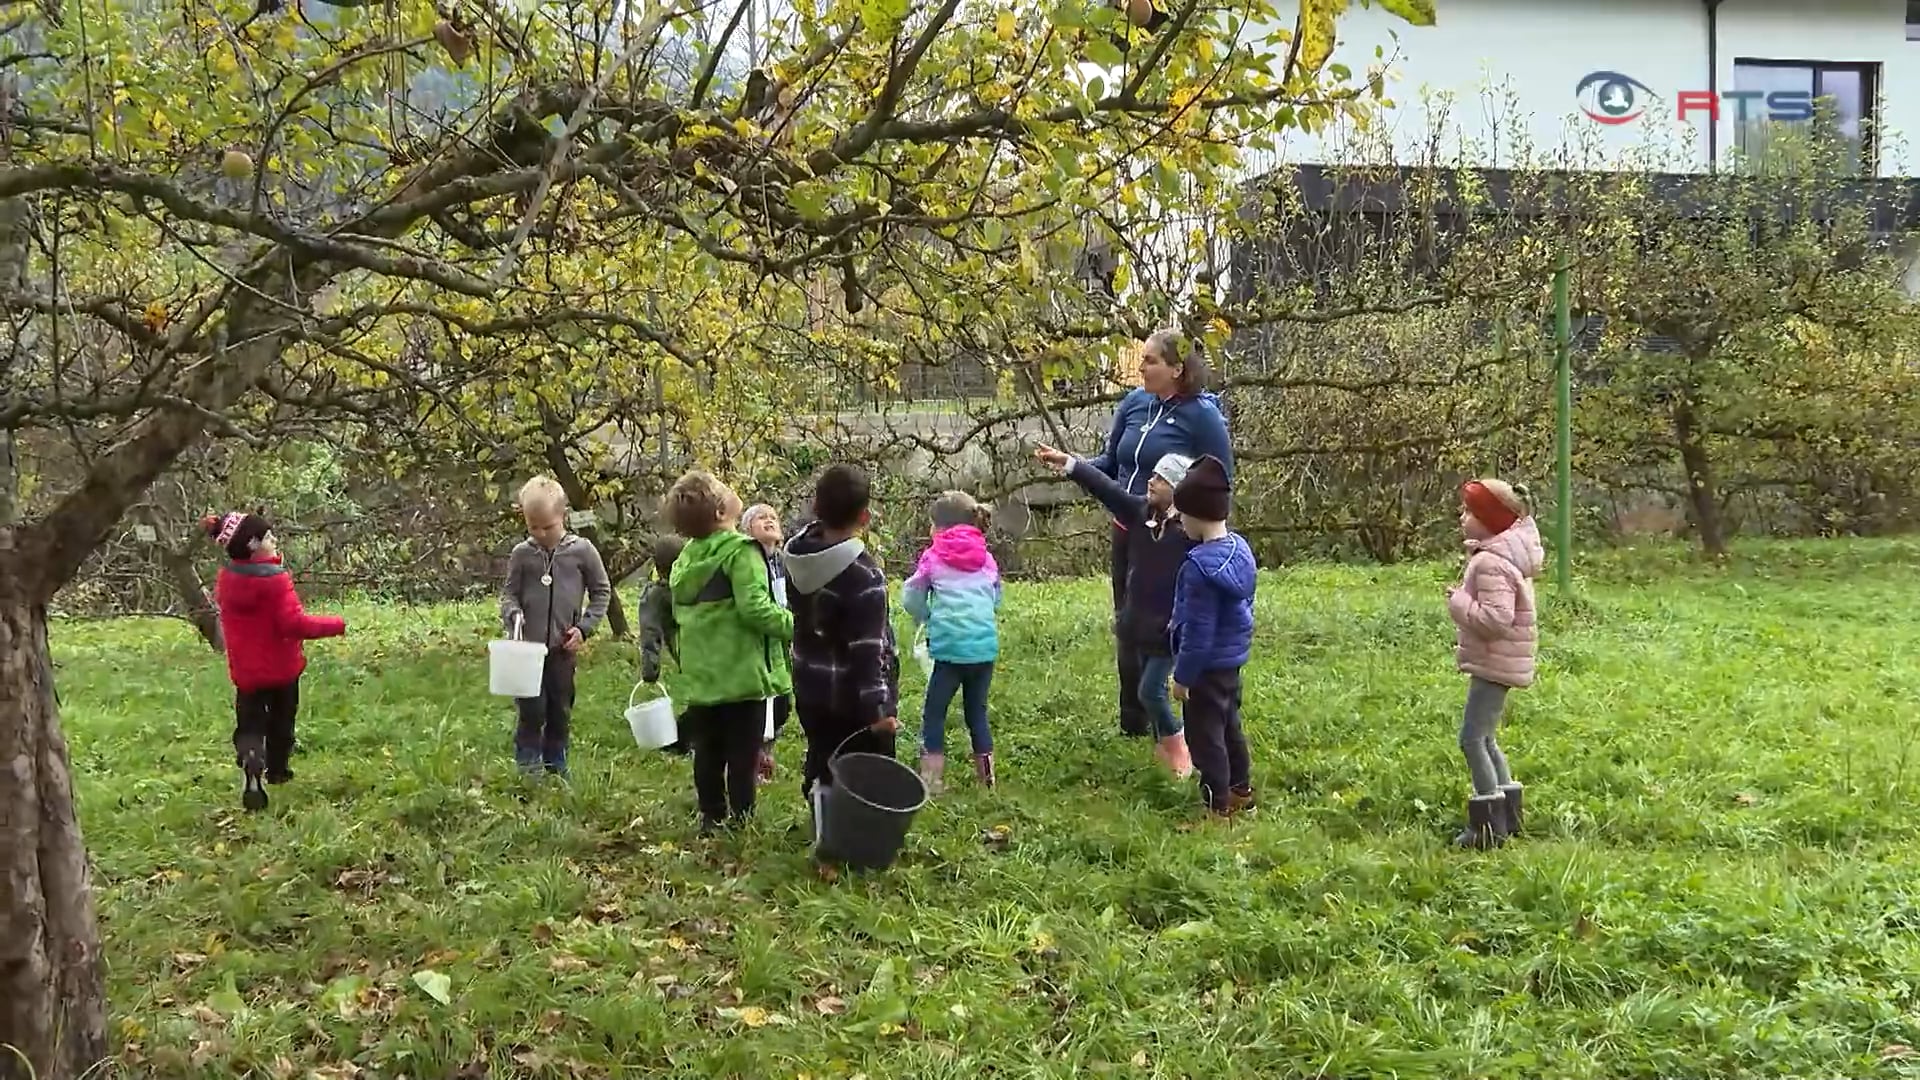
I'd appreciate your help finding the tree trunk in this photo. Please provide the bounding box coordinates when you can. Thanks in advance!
[0,585,110,1080]
[158,543,223,652]
[133,510,222,652]
[1671,395,1730,559]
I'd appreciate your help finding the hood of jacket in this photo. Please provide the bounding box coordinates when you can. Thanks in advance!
[924,524,990,573]
[221,554,290,612]
[784,523,867,594]
[671,530,756,604]
[1188,533,1257,601]
[1469,516,1544,579]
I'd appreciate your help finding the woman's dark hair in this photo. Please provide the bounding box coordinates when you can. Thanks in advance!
[1144,328,1211,397]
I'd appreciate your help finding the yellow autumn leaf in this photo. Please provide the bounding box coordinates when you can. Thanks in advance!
[995,10,1015,41]
[1294,0,1348,74]
[1372,0,1435,26]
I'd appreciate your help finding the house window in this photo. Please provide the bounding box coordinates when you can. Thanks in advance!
[1908,0,1920,40]
[1732,59,1878,176]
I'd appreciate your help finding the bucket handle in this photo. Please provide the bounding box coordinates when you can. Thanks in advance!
[830,722,896,762]
[627,681,667,710]
[511,613,524,642]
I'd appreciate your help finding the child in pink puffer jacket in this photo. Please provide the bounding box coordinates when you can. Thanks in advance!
[1446,478,1543,850]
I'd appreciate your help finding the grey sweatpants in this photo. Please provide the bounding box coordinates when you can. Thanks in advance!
[1459,677,1514,796]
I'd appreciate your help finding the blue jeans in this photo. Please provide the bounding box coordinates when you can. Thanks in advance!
[923,661,994,755]
[1138,654,1182,738]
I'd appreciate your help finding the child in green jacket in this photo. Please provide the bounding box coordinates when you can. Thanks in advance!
[665,469,795,834]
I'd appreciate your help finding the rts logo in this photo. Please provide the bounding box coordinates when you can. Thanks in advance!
[1575,70,1815,125]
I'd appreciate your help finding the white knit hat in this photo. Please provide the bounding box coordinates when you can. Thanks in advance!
[1152,453,1196,488]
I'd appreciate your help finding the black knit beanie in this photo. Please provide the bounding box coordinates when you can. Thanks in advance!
[1172,455,1232,522]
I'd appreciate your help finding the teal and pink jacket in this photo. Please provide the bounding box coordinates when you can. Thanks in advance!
[901,525,1002,665]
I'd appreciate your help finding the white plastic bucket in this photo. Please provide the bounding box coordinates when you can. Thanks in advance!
[626,684,677,749]
[488,616,547,698]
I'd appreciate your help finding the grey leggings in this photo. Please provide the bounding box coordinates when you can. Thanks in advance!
[1459,677,1514,796]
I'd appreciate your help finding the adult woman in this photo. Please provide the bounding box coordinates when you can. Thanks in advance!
[1079,329,1233,736]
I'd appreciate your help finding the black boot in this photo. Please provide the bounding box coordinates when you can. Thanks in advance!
[1498,782,1524,836]
[1453,793,1508,850]
[239,738,269,812]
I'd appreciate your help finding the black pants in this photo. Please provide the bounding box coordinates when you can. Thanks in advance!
[799,705,897,799]
[235,679,300,779]
[1111,523,1149,736]
[1184,667,1250,811]
[685,699,766,821]
[514,651,577,773]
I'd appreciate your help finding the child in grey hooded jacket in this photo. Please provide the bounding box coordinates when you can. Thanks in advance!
[501,477,612,776]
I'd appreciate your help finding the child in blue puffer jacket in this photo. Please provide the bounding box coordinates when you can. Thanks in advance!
[902,491,1002,793]
[1169,456,1258,817]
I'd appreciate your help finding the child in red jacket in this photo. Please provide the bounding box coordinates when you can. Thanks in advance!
[204,511,346,811]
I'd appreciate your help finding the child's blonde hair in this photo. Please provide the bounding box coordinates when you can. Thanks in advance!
[739,503,780,534]
[517,476,567,517]
[930,490,989,532]
[665,469,735,539]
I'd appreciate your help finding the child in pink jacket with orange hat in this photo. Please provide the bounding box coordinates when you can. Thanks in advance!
[1447,478,1543,850]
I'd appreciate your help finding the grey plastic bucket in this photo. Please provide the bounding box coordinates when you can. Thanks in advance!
[814,751,928,870]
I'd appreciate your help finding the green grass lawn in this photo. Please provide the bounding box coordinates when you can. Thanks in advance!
[58,540,1920,1079]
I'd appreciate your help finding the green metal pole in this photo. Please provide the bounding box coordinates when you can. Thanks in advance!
[1553,255,1574,592]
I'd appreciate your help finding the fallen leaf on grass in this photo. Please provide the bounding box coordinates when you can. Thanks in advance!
[1131,1051,1149,1067]
[813,996,847,1016]
[548,954,590,973]
[170,952,207,973]
[205,977,244,1017]
[715,1005,792,1028]
[1732,792,1759,806]
[1883,1044,1915,1061]
[979,824,1012,851]
[411,968,452,1005]
[333,867,389,897]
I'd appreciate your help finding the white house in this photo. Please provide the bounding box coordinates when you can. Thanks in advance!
[1266,0,1920,177]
